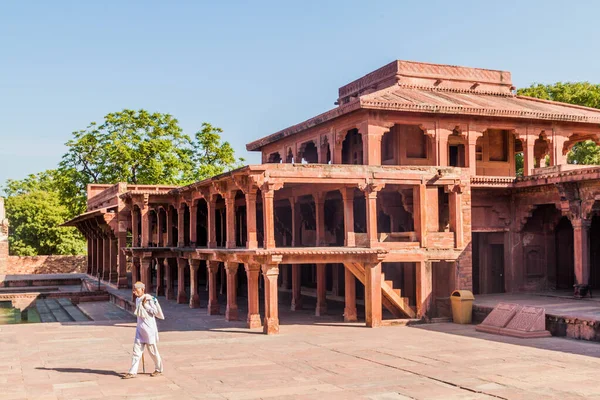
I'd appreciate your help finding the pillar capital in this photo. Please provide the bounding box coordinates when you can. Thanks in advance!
[261,263,280,277]
[224,262,239,273]
[189,259,201,269]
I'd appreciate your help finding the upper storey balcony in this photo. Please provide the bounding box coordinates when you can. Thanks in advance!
[247,60,600,182]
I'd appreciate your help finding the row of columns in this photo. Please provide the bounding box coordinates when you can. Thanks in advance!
[87,232,127,288]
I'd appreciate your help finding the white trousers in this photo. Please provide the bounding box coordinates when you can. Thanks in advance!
[128,341,163,374]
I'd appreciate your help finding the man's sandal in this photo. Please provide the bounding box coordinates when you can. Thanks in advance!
[150,371,162,377]
[121,373,135,379]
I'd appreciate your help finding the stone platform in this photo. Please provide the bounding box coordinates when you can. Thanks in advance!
[474,292,600,342]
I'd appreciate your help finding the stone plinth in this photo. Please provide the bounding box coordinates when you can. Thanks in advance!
[476,302,551,338]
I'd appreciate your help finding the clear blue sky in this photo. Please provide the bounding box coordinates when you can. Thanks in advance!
[1,0,600,189]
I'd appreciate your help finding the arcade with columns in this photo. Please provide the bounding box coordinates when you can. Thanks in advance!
[65,60,600,334]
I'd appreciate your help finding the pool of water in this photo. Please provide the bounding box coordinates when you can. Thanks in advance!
[0,302,41,324]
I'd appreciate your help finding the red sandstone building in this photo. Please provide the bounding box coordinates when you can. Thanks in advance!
[65,60,600,334]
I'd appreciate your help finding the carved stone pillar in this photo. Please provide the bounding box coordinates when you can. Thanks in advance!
[189,202,197,247]
[551,134,569,166]
[96,237,103,279]
[177,204,185,247]
[291,264,302,311]
[189,259,201,308]
[176,258,188,304]
[246,190,258,248]
[364,262,382,328]
[155,257,164,296]
[140,258,152,294]
[361,124,387,166]
[468,130,484,175]
[416,261,432,319]
[344,267,357,322]
[207,261,220,315]
[166,206,174,247]
[102,237,111,281]
[225,193,237,248]
[262,263,280,335]
[523,135,535,177]
[262,187,276,249]
[245,264,261,328]
[207,199,217,248]
[164,258,175,300]
[413,184,428,247]
[117,231,128,288]
[572,218,591,285]
[140,201,150,247]
[314,192,325,247]
[342,187,355,246]
[437,128,452,166]
[364,185,382,248]
[315,263,327,316]
[225,262,239,321]
[131,209,139,247]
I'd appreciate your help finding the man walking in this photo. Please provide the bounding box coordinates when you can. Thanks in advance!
[122,281,164,379]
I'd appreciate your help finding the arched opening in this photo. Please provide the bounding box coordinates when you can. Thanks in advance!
[286,148,294,163]
[274,200,292,247]
[342,129,363,165]
[267,152,281,163]
[376,189,416,244]
[555,216,574,289]
[195,198,208,247]
[148,209,158,247]
[448,130,467,167]
[475,129,517,176]
[299,141,318,164]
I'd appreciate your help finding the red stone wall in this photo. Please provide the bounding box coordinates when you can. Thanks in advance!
[5,256,86,275]
[0,241,8,275]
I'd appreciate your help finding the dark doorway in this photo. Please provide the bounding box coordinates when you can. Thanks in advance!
[490,244,505,293]
[555,216,574,289]
[590,215,600,289]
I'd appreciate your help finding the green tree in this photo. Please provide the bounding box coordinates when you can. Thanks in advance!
[187,122,245,182]
[3,171,86,256]
[518,82,600,165]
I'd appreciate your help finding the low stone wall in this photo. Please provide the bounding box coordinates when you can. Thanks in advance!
[6,255,86,275]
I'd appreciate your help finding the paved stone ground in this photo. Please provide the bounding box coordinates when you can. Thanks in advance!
[2,295,600,400]
[475,292,600,320]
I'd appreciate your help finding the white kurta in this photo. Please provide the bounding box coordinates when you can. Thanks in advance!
[134,296,159,344]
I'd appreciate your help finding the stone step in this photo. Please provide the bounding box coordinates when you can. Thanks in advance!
[45,299,73,323]
[35,300,57,323]
[57,298,90,322]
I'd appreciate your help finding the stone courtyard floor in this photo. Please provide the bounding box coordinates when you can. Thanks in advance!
[2,296,600,400]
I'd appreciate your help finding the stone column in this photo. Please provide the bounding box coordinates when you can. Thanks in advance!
[117,231,128,288]
[131,257,140,301]
[365,186,380,248]
[110,236,118,283]
[141,258,152,294]
[155,257,164,296]
[316,263,327,316]
[551,133,569,166]
[361,124,387,166]
[416,261,432,318]
[246,190,258,248]
[314,192,325,246]
[140,202,150,247]
[572,218,591,285]
[102,236,111,281]
[96,236,103,279]
[156,209,163,247]
[262,187,276,249]
[177,204,186,247]
[189,202,197,247]
[245,264,262,328]
[225,193,237,248]
[448,190,463,248]
[437,128,452,166]
[342,187,355,247]
[364,262,382,328]
[523,135,535,176]
[164,258,175,300]
[262,263,280,335]
[468,130,484,176]
[189,259,201,308]
[166,207,174,246]
[131,209,139,247]
[413,184,428,247]
[207,261,220,315]
[225,262,239,321]
[291,264,302,311]
[344,267,357,322]
[86,238,92,275]
[90,236,96,276]
[207,198,217,248]
[176,258,188,304]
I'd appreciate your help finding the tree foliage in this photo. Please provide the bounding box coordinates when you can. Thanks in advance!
[518,82,600,165]
[3,171,86,256]
[58,109,243,215]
